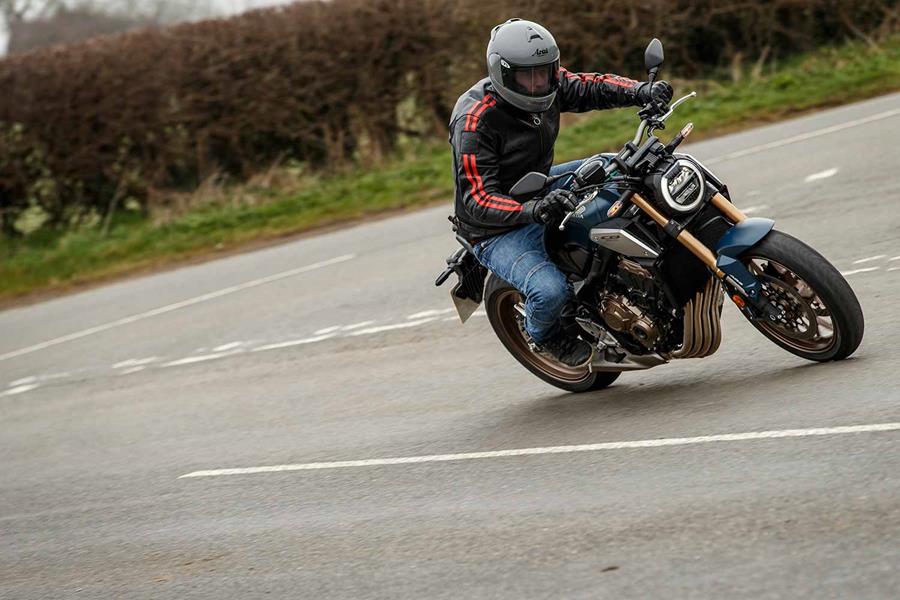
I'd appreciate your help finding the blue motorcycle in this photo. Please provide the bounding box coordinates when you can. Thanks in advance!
[437,39,864,393]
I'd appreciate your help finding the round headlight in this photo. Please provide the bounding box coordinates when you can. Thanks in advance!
[660,158,705,213]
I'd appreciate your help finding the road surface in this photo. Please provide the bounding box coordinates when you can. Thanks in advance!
[2,93,900,599]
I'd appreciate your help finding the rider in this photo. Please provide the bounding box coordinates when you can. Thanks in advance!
[449,18,672,367]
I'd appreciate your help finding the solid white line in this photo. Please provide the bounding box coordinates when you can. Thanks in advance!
[252,334,336,352]
[804,167,838,183]
[1,384,40,397]
[0,254,355,363]
[179,422,900,478]
[348,317,438,336]
[853,255,886,264]
[840,267,879,276]
[706,108,900,164]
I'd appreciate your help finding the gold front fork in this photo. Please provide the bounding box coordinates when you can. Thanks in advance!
[630,192,747,279]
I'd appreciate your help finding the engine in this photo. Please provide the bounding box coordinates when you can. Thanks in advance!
[598,258,676,353]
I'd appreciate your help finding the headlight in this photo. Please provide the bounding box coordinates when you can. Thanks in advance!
[660,158,705,213]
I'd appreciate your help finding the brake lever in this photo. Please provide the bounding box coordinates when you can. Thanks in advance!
[558,196,596,231]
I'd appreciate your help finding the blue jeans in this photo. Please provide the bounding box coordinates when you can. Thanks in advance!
[472,158,587,344]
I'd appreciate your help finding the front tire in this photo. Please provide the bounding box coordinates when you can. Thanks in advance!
[739,230,864,361]
[484,274,621,393]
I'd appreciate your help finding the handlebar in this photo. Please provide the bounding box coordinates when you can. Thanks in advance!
[556,91,697,231]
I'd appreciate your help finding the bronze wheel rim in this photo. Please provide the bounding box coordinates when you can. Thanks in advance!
[491,289,593,383]
[743,256,837,353]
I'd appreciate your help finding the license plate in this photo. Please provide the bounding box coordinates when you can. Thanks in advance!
[450,282,481,323]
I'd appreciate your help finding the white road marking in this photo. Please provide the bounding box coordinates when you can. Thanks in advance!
[341,320,376,331]
[120,366,146,375]
[1,384,40,397]
[472,310,487,317]
[706,108,900,164]
[407,308,454,319]
[0,254,355,363]
[179,422,900,478]
[349,317,439,336]
[742,205,770,215]
[804,168,838,183]
[889,256,900,262]
[163,351,242,367]
[888,267,900,272]
[213,342,243,352]
[443,316,459,322]
[314,325,342,335]
[112,357,159,369]
[840,267,880,276]
[252,334,336,352]
[853,255,886,264]
[9,376,37,386]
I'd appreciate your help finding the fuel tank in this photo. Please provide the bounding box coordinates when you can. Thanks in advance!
[544,186,620,279]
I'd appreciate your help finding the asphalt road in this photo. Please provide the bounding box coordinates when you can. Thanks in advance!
[2,93,900,599]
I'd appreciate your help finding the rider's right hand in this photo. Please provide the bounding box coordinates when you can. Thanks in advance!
[523,188,579,225]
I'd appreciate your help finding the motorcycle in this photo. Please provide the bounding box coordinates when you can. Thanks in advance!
[436,38,864,393]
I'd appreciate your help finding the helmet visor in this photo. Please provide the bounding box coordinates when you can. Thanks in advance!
[500,60,560,98]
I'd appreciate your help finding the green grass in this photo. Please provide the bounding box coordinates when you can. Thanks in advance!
[3,37,900,303]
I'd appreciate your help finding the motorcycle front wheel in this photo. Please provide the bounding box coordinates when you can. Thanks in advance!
[484,274,621,393]
[739,230,864,361]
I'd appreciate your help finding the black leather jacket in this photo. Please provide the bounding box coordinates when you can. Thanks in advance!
[449,69,644,243]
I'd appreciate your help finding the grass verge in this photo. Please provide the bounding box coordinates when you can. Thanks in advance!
[2,37,900,305]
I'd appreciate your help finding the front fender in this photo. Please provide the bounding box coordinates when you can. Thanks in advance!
[714,218,775,300]
[716,217,775,258]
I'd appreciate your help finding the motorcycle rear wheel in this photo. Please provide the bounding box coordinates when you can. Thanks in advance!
[484,274,621,393]
[739,230,864,361]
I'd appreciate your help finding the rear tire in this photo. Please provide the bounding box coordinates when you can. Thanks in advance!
[484,274,621,393]
[739,230,864,361]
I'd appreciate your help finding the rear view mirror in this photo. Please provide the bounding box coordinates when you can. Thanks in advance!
[509,171,549,196]
[644,38,664,79]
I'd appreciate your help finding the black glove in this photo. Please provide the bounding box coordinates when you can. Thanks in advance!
[636,80,673,107]
[523,188,579,225]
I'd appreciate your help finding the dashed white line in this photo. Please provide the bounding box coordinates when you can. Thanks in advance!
[163,351,242,367]
[341,320,376,331]
[888,267,900,272]
[9,376,37,386]
[853,255,886,264]
[840,267,880,276]
[120,366,146,375]
[112,357,159,369]
[213,342,243,352]
[1,384,40,397]
[407,308,454,319]
[804,168,838,183]
[252,334,336,352]
[314,325,342,335]
[889,256,900,262]
[706,108,900,164]
[179,422,900,478]
[349,317,439,336]
[0,254,355,363]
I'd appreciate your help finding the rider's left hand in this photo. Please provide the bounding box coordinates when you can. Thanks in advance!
[636,80,673,108]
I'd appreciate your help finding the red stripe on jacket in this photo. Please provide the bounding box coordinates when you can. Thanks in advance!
[462,154,522,212]
[559,68,636,88]
[465,95,497,132]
